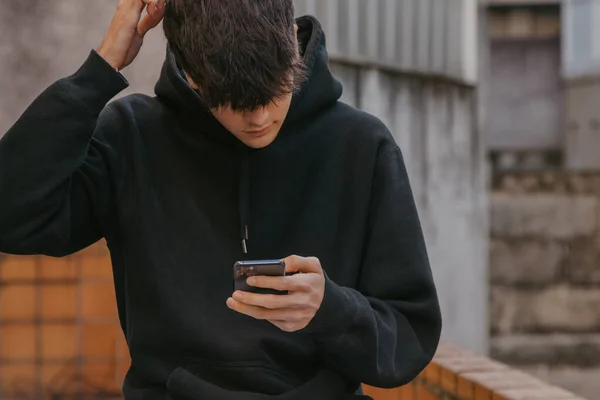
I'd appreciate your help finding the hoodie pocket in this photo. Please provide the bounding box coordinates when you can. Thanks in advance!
[166,361,348,400]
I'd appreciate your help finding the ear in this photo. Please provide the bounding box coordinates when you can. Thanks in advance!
[293,24,298,39]
[184,71,199,89]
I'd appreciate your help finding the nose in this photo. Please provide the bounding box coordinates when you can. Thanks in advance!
[244,107,270,127]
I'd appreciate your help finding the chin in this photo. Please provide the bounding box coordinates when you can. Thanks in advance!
[242,133,278,149]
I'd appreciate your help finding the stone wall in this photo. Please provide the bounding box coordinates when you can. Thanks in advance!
[490,172,600,399]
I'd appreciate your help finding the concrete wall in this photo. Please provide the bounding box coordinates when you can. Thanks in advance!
[564,79,600,170]
[486,6,562,152]
[0,1,489,355]
[293,0,479,85]
[331,63,489,354]
[0,1,167,136]
[562,0,600,170]
[490,172,600,400]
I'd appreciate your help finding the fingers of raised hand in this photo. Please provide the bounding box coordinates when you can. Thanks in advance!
[138,0,166,35]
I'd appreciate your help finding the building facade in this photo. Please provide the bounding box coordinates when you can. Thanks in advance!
[488,1,600,398]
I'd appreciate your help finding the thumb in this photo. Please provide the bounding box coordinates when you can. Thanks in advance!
[284,255,323,275]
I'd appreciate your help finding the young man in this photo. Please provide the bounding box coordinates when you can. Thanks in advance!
[0,0,442,399]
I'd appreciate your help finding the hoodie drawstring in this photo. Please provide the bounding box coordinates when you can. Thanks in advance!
[239,150,250,254]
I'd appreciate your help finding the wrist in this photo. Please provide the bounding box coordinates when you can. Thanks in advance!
[96,48,120,71]
[298,273,358,336]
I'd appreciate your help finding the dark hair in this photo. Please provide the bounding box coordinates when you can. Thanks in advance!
[163,0,307,111]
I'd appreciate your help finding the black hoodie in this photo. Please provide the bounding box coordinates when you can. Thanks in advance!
[0,16,441,400]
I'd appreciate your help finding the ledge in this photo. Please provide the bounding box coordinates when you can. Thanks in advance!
[363,342,587,399]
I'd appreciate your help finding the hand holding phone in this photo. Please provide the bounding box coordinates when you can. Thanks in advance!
[228,255,326,332]
[233,259,287,295]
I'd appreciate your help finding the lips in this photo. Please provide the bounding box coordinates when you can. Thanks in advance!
[244,124,272,136]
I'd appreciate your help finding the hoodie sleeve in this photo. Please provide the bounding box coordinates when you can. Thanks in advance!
[0,50,128,256]
[301,145,442,388]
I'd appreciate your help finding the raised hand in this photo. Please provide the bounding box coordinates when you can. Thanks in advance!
[97,0,166,71]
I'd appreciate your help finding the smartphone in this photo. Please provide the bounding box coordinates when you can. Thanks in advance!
[233,259,286,295]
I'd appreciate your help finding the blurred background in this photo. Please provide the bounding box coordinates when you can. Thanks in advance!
[0,0,598,399]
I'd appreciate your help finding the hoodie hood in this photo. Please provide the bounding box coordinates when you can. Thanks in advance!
[154,15,343,255]
[154,15,343,139]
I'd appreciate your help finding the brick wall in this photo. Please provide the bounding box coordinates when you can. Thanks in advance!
[363,342,585,400]
[0,241,128,399]
[490,172,600,399]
